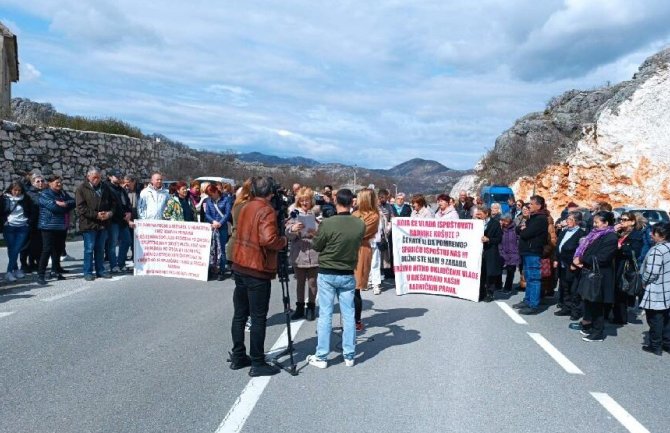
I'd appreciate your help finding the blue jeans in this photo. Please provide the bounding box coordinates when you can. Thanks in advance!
[3,225,30,273]
[523,255,541,308]
[106,223,130,269]
[316,273,356,361]
[82,230,108,277]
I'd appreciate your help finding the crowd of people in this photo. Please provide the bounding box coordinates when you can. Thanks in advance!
[2,170,669,373]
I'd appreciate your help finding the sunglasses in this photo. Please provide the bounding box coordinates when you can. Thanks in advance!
[620,218,630,222]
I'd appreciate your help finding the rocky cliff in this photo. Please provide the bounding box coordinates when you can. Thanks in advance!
[479,47,670,213]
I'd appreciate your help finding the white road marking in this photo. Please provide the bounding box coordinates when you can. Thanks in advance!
[0,311,15,318]
[495,301,528,325]
[215,319,305,433]
[41,287,90,302]
[591,392,650,433]
[527,332,584,375]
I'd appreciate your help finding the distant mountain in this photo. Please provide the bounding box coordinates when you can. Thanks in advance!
[372,158,473,195]
[236,151,321,167]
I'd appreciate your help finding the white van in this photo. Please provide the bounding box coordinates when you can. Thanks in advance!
[194,176,236,186]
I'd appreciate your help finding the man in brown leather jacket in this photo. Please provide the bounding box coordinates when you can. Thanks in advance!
[229,176,288,377]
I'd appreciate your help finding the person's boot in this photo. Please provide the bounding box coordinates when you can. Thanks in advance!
[305,302,316,321]
[291,302,305,320]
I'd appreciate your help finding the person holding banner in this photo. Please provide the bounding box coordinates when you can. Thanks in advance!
[476,206,503,302]
[163,181,197,222]
[138,172,169,220]
[391,193,412,218]
[229,177,287,377]
[410,194,434,219]
[352,188,380,331]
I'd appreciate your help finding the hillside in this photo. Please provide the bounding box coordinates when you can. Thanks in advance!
[475,47,670,211]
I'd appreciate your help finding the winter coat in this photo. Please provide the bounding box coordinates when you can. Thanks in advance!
[517,212,548,257]
[231,198,286,280]
[392,203,412,218]
[163,196,197,222]
[554,227,586,267]
[411,206,434,219]
[25,185,42,228]
[105,181,132,225]
[76,182,115,232]
[38,188,75,231]
[204,195,233,226]
[482,218,503,277]
[638,225,653,266]
[499,223,520,267]
[1,193,32,227]
[614,228,644,291]
[579,231,618,304]
[285,208,319,268]
[640,242,670,310]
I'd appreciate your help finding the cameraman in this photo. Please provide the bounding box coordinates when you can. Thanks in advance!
[315,185,336,218]
[229,176,288,377]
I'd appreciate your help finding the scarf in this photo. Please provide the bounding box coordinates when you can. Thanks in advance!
[574,226,615,259]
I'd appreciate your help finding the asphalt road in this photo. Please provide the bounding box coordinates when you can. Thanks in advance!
[1,241,668,433]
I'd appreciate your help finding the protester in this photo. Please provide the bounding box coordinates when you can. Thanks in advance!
[476,206,502,302]
[163,181,197,222]
[434,194,459,220]
[455,190,472,219]
[2,182,32,282]
[76,169,116,281]
[307,188,365,369]
[507,197,518,219]
[610,211,644,325]
[37,176,75,285]
[352,188,380,331]
[490,202,502,220]
[541,205,558,299]
[639,222,670,355]
[392,192,412,217]
[189,180,201,220]
[105,169,132,273]
[21,174,44,273]
[369,207,387,295]
[138,172,169,220]
[286,187,319,321]
[572,211,618,342]
[410,194,434,218]
[553,211,586,318]
[514,195,549,315]
[229,176,287,377]
[204,184,233,280]
[377,189,394,278]
[499,213,520,294]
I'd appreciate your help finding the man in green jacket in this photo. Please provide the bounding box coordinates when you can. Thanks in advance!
[306,189,364,369]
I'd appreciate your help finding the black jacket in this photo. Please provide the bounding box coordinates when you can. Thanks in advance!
[105,181,132,225]
[554,227,586,266]
[580,232,618,303]
[517,212,548,256]
[482,217,503,277]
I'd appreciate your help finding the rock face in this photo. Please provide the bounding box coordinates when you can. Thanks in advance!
[483,48,670,214]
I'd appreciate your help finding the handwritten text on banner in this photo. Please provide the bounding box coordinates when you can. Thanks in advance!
[392,217,484,302]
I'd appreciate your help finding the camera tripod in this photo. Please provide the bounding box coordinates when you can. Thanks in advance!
[270,249,299,376]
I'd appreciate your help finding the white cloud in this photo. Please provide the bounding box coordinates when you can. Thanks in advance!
[20,63,41,81]
[5,0,670,169]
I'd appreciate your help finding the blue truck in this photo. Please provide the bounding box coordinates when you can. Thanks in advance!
[480,185,515,213]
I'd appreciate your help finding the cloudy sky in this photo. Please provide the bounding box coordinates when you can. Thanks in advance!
[2,0,670,169]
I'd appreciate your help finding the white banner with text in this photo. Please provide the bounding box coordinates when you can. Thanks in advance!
[134,220,212,281]
[392,217,484,302]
